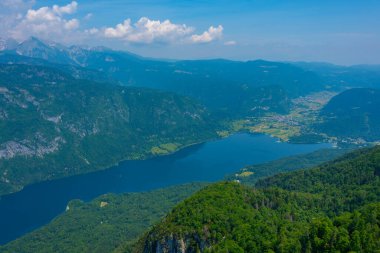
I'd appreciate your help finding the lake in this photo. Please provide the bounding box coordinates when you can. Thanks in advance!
[0,133,331,244]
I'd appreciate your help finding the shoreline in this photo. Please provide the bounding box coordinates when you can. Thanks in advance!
[0,133,223,198]
[0,130,334,198]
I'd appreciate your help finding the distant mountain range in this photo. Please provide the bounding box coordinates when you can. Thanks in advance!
[2,37,380,117]
[1,37,296,117]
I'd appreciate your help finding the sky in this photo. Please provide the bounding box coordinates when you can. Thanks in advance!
[0,0,379,65]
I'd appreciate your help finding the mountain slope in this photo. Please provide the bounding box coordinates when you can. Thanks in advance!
[0,53,114,83]
[136,146,380,252]
[1,40,294,118]
[0,64,218,196]
[2,38,321,95]
[294,62,380,90]
[256,146,380,212]
[4,38,380,102]
[7,37,380,122]
[315,88,380,141]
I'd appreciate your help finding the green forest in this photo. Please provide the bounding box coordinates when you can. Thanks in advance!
[0,183,208,253]
[137,146,380,252]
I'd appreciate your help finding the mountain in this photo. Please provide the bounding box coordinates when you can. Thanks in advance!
[3,37,142,68]
[315,88,380,141]
[0,183,207,253]
[0,64,219,196]
[293,62,380,90]
[4,38,380,98]
[0,53,116,83]
[13,37,76,65]
[0,38,18,51]
[136,146,380,252]
[3,37,380,121]
[0,38,294,118]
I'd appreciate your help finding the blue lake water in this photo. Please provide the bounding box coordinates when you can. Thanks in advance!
[0,133,331,244]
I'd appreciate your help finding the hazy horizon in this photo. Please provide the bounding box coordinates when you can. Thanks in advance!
[1,0,380,65]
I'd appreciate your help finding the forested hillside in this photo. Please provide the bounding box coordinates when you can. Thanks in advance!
[137,146,380,252]
[315,88,380,141]
[0,183,207,253]
[0,64,218,195]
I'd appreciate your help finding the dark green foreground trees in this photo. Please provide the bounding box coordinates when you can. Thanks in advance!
[137,147,380,253]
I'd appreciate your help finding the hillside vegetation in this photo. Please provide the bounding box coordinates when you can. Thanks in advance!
[137,146,380,252]
[0,64,218,195]
[0,183,207,253]
[315,88,380,141]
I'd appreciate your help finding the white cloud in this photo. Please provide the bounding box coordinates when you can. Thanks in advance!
[104,19,133,38]
[0,1,228,47]
[102,18,224,45]
[85,28,99,35]
[10,1,81,42]
[191,25,223,43]
[26,7,60,22]
[224,40,237,46]
[103,17,195,44]
[64,18,79,30]
[52,1,77,15]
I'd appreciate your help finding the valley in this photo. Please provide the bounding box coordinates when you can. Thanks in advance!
[0,35,379,253]
[230,91,338,142]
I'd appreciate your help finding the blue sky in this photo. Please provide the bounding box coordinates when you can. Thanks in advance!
[1,0,380,65]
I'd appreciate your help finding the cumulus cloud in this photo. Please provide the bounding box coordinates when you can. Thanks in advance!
[104,19,133,38]
[101,18,223,44]
[64,18,79,30]
[103,17,195,44]
[0,0,228,46]
[10,1,81,42]
[191,25,223,43]
[85,28,99,35]
[52,1,77,15]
